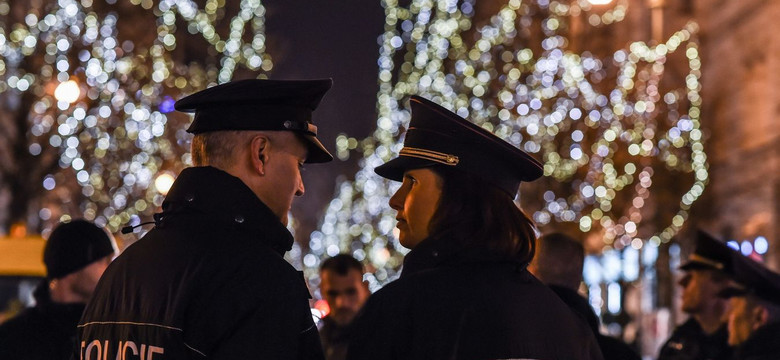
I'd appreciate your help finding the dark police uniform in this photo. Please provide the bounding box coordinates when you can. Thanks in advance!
[76,79,334,360]
[731,322,780,360]
[348,236,602,360]
[657,318,731,360]
[348,96,603,360]
[658,231,734,360]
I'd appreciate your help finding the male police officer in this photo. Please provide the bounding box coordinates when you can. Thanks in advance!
[718,246,780,359]
[76,79,334,360]
[658,231,733,360]
[318,254,370,360]
[0,220,116,360]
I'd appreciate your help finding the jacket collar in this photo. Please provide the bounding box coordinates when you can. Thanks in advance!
[401,235,528,278]
[161,166,294,255]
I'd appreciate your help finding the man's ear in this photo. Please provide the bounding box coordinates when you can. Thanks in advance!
[250,134,270,175]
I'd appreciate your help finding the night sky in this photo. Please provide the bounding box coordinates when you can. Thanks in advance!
[261,1,386,242]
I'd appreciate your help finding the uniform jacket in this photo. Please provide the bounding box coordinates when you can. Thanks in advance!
[346,235,604,360]
[733,322,780,360]
[76,166,324,360]
[658,318,732,360]
[0,286,85,360]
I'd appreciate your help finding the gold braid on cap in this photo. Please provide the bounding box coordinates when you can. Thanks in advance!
[688,254,724,270]
[400,147,459,166]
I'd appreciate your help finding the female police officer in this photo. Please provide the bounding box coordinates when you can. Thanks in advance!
[346,96,603,360]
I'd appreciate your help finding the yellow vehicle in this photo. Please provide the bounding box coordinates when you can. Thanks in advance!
[0,234,46,324]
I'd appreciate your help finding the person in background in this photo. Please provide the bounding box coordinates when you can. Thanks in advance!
[0,219,116,360]
[347,95,603,360]
[76,79,334,360]
[318,254,370,360]
[718,244,780,360]
[528,232,641,360]
[658,230,733,360]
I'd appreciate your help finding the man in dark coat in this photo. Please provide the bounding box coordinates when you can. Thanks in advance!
[529,232,641,360]
[658,231,734,360]
[318,254,370,360]
[0,220,116,360]
[76,79,334,360]
[718,244,780,360]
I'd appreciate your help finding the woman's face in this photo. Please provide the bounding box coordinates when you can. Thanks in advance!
[389,168,443,249]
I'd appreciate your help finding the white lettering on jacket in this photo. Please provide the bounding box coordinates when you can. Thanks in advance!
[80,340,164,360]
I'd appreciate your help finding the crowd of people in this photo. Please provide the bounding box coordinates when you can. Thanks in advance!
[0,78,778,360]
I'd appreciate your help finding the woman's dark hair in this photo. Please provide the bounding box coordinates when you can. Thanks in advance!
[427,166,537,265]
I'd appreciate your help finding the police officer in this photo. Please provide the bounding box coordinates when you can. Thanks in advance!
[76,79,334,360]
[658,230,733,360]
[347,96,603,360]
[0,219,116,360]
[718,245,780,359]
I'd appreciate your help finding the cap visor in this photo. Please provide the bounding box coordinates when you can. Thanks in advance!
[375,156,441,181]
[303,134,333,163]
[679,260,717,271]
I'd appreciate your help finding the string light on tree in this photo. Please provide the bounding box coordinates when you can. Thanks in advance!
[0,0,272,234]
[307,0,706,287]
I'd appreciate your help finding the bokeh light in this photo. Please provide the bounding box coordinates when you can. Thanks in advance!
[308,0,706,288]
[53,80,80,103]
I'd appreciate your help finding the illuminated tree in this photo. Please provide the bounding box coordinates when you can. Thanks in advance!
[305,0,706,288]
[0,0,272,234]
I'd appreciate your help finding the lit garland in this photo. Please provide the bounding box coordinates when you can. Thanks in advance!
[306,0,706,288]
[0,0,271,234]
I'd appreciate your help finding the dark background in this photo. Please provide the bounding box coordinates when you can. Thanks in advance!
[262,1,385,243]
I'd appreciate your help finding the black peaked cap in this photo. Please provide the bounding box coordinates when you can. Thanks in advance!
[718,249,780,305]
[375,95,543,196]
[175,78,334,163]
[679,230,735,272]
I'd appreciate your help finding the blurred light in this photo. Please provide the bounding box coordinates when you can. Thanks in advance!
[583,256,602,284]
[154,173,175,195]
[607,282,621,314]
[588,0,614,5]
[623,247,639,281]
[740,241,753,256]
[42,175,56,190]
[160,96,175,113]
[313,299,330,318]
[754,236,768,255]
[54,80,80,103]
[589,284,603,317]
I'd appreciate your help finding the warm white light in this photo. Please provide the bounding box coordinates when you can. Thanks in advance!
[54,80,80,103]
[588,0,614,5]
[154,173,175,195]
